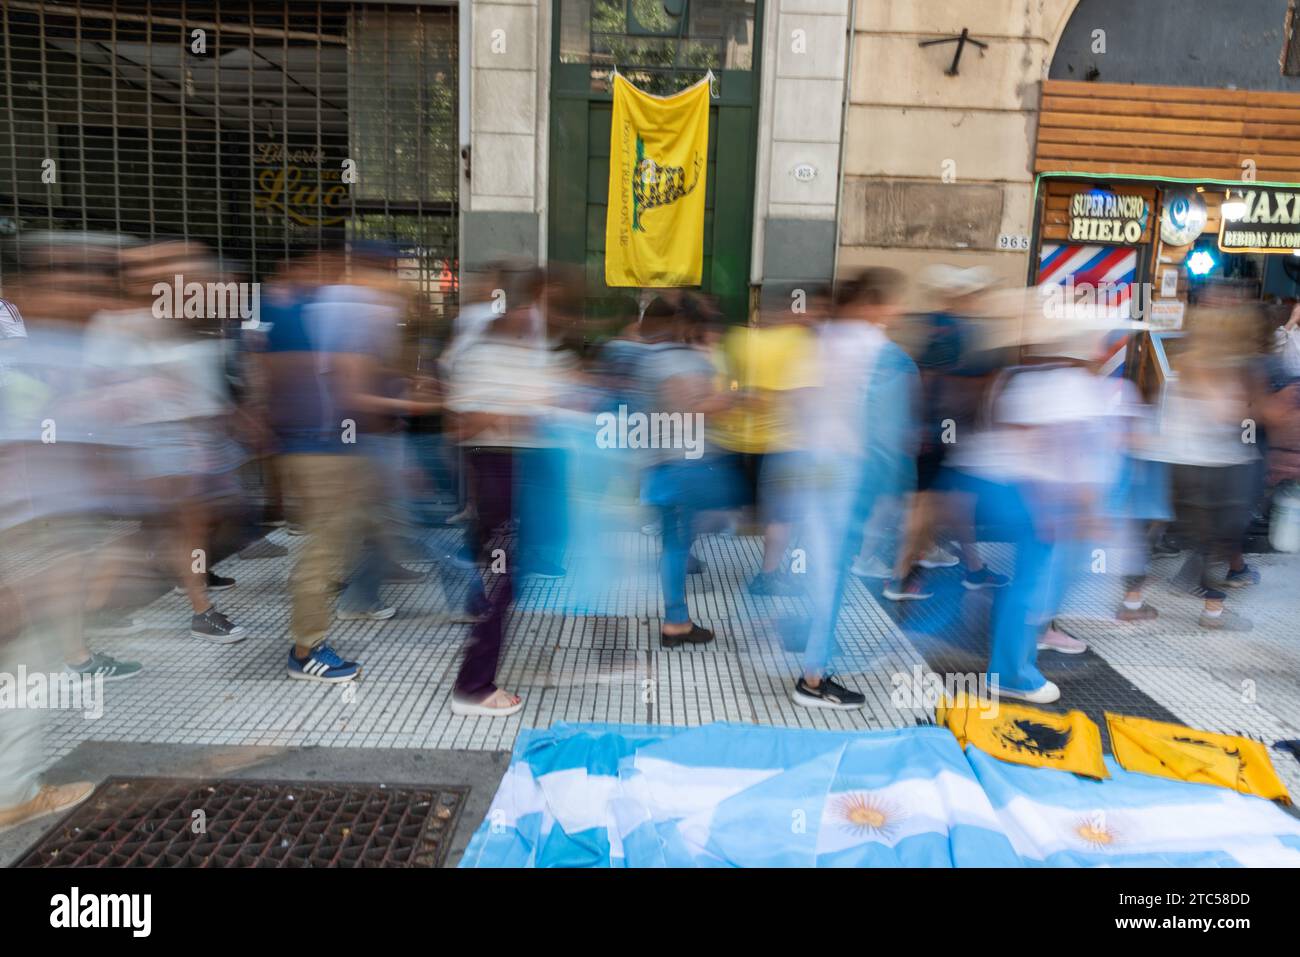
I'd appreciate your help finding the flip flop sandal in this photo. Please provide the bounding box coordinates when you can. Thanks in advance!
[450,692,523,717]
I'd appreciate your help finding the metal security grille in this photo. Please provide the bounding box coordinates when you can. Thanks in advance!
[558,0,755,95]
[0,0,458,327]
[15,777,468,867]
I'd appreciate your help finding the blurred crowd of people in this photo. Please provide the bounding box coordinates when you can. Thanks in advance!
[2,232,1299,830]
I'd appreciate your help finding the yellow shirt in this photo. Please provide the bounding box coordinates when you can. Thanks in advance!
[710,324,817,454]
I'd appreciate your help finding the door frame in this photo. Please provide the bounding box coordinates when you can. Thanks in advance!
[546,0,765,323]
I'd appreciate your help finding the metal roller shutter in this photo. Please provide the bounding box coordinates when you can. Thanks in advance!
[0,0,459,332]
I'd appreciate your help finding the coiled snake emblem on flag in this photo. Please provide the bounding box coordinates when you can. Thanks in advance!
[632,136,702,232]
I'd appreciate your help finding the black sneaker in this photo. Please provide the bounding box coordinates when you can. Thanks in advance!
[1151,534,1181,557]
[1190,584,1228,602]
[174,571,236,595]
[661,623,714,648]
[792,674,866,710]
[962,567,1009,590]
[686,555,706,576]
[190,607,246,644]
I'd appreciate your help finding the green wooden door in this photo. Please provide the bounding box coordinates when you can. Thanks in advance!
[548,0,762,324]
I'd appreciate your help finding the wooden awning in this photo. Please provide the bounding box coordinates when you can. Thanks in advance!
[1035,79,1300,183]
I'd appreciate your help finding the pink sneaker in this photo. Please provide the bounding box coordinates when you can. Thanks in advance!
[1037,628,1088,654]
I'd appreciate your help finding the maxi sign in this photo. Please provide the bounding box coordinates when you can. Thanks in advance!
[1218,188,1300,253]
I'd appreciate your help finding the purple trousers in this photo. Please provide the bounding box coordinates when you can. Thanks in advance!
[455,449,516,699]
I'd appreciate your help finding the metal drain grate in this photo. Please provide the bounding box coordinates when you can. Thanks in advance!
[14,778,468,868]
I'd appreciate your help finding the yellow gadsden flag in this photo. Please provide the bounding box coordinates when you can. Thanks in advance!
[605,72,710,287]
[1106,714,1291,803]
[938,695,1108,779]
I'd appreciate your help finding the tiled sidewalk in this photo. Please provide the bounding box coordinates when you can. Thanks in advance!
[41,526,1300,795]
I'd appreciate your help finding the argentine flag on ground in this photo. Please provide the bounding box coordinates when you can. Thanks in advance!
[463,723,1003,867]
[965,746,1300,867]
[460,722,1300,868]
[461,724,672,868]
[815,727,1019,866]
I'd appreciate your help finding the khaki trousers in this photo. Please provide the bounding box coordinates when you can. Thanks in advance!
[278,454,374,648]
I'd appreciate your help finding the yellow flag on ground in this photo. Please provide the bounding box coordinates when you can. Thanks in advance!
[605,72,710,287]
[938,695,1108,779]
[1106,713,1291,803]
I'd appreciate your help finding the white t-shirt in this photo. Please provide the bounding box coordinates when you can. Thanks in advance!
[798,320,888,459]
[84,309,230,426]
[448,336,573,448]
[1145,377,1258,467]
[952,366,1111,485]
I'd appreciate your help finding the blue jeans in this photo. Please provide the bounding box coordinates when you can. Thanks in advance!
[949,471,1053,694]
[515,446,568,572]
[659,503,693,625]
[645,458,742,625]
[799,454,873,676]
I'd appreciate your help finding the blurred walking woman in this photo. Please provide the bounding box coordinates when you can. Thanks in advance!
[85,241,247,644]
[1147,308,1261,630]
[445,269,566,716]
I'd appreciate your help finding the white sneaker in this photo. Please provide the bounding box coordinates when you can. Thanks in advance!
[850,555,892,579]
[1037,628,1088,654]
[918,546,960,569]
[337,604,397,621]
[882,574,933,601]
[992,680,1061,705]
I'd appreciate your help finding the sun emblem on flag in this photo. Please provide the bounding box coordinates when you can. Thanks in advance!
[832,793,901,840]
[1073,811,1120,848]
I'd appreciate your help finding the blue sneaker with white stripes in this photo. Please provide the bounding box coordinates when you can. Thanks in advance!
[287,644,361,683]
